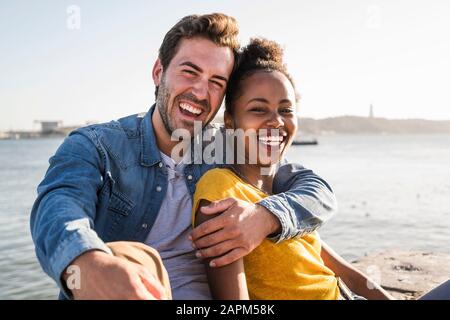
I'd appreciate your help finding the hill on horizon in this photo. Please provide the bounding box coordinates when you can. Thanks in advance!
[297,116,450,135]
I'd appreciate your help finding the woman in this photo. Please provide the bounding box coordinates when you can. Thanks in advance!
[191,38,393,300]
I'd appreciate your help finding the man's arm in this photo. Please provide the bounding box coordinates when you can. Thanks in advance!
[258,163,338,242]
[30,129,111,297]
[191,163,337,267]
[30,129,165,299]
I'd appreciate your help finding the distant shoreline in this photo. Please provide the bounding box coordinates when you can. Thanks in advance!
[2,115,450,140]
[297,116,450,135]
[0,132,66,140]
[2,131,450,141]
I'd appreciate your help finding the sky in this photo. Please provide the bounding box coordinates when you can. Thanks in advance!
[1,0,450,131]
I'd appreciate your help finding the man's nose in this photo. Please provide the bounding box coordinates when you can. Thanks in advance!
[191,79,209,101]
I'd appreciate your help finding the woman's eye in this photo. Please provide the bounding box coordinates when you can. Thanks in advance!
[280,108,294,114]
[249,107,265,113]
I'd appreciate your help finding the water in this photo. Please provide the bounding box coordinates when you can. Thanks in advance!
[1,134,449,299]
[0,138,63,300]
[286,134,450,262]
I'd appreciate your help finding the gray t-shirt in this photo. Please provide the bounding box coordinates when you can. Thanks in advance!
[144,152,211,300]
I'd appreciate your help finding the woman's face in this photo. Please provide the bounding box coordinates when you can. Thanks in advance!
[225,70,298,167]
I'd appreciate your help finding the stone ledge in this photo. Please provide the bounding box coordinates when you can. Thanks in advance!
[351,250,450,300]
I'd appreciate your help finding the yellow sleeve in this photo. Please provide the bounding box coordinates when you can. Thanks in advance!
[192,168,244,226]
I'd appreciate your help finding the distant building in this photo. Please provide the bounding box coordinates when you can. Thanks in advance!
[34,121,62,134]
[369,104,374,118]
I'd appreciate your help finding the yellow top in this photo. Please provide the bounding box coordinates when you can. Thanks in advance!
[192,168,340,300]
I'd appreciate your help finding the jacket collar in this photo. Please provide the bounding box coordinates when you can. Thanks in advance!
[140,104,162,167]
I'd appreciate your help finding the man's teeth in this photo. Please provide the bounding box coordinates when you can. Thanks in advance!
[258,136,285,146]
[179,103,202,115]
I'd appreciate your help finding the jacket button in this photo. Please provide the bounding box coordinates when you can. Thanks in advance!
[158,162,163,168]
[156,186,162,192]
[142,223,148,229]
[187,175,193,180]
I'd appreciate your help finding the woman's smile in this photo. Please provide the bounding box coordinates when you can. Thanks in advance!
[225,70,298,167]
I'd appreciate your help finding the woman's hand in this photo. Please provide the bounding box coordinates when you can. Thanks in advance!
[321,242,395,300]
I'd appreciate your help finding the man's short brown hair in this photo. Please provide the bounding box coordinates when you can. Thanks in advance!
[158,13,240,73]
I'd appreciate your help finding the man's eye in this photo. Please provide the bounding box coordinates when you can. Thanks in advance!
[183,70,196,76]
[210,80,224,89]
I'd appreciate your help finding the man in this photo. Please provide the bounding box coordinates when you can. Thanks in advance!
[30,13,337,300]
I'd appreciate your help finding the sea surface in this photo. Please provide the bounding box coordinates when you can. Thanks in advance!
[1,134,449,299]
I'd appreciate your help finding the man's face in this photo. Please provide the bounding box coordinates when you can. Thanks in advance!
[153,37,235,135]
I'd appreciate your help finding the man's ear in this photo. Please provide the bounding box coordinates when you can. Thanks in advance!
[152,59,163,86]
[224,111,234,129]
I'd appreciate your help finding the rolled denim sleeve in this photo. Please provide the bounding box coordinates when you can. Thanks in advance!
[30,129,112,298]
[257,163,337,242]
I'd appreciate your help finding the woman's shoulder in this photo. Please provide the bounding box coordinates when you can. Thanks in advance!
[195,168,243,194]
[198,167,240,185]
[195,167,267,203]
[193,168,244,209]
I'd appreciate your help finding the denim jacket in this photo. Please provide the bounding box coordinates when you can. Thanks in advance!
[30,105,337,298]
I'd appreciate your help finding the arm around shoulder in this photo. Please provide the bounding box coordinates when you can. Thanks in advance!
[258,163,338,242]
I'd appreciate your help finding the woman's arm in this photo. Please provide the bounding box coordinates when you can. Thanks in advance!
[195,200,249,300]
[320,241,394,300]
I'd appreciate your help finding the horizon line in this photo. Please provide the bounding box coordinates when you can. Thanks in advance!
[2,114,450,133]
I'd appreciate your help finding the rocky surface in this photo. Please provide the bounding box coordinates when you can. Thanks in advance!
[351,250,450,300]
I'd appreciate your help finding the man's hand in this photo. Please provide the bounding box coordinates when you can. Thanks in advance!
[62,250,167,300]
[189,198,281,268]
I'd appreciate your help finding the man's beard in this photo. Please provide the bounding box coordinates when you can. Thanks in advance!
[156,77,175,135]
[156,76,212,135]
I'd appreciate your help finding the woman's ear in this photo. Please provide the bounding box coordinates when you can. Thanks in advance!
[152,59,163,86]
[224,110,234,129]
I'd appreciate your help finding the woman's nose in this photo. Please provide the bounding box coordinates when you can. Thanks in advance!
[267,112,285,128]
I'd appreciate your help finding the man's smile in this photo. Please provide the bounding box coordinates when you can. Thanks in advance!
[179,101,205,117]
[175,98,210,123]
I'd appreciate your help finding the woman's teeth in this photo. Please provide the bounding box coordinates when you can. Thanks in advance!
[258,136,285,146]
[179,102,202,115]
